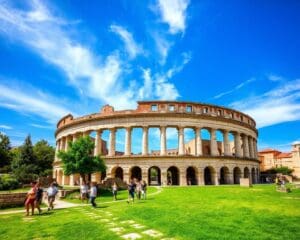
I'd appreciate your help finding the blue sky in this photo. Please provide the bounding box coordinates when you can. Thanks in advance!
[0,0,300,152]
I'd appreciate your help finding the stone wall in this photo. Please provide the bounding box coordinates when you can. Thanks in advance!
[0,192,27,208]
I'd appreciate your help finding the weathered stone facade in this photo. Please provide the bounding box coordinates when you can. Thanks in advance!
[53,101,260,186]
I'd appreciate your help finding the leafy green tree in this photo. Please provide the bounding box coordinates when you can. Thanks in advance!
[0,133,12,173]
[58,136,106,180]
[12,135,38,183]
[33,140,55,177]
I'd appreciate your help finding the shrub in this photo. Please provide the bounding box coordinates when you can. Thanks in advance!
[0,174,20,190]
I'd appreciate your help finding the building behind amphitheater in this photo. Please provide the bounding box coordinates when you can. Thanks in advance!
[53,101,260,186]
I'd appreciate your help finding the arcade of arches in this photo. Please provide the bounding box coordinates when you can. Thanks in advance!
[53,101,260,186]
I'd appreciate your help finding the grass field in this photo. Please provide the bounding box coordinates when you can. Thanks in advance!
[0,184,300,240]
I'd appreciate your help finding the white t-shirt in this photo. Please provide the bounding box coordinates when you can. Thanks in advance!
[47,186,58,197]
[90,186,97,197]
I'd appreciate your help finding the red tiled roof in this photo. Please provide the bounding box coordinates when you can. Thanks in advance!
[277,152,292,158]
[259,148,279,153]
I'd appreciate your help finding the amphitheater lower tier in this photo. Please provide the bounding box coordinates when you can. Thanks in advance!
[53,156,260,186]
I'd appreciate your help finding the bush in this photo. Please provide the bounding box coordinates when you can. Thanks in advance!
[0,174,20,190]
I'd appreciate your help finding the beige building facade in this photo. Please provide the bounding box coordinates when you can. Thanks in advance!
[259,143,300,178]
[53,101,260,186]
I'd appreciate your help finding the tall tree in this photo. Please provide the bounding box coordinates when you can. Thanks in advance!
[58,136,106,180]
[12,135,38,183]
[0,133,12,172]
[34,140,55,176]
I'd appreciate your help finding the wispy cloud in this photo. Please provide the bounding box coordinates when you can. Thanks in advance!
[110,24,143,59]
[156,0,190,34]
[152,32,173,65]
[0,125,12,130]
[213,78,256,99]
[0,0,184,110]
[230,78,300,128]
[0,82,74,124]
[30,123,54,129]
[267,74,283,82]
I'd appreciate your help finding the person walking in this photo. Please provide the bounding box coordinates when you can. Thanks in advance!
[25,181,37,216]
[89,182,97,207]
[127,179,136,204]
[112,182,118,201]
[80,181,89,203]
[35,182,43,214]
[141,180,147,200]
[136,180,142,200]
[47,182,58,211]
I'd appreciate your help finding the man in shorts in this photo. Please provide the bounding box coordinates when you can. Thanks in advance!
[47,182,58,211]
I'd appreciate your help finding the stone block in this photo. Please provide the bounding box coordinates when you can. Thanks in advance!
[240,178,252,187]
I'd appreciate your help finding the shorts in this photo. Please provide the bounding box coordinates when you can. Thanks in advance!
[25,198,35,206]
[129,191,135,198]
[48,196,55,202]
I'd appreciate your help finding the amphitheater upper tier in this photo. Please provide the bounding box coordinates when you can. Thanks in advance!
[54,101,259,186]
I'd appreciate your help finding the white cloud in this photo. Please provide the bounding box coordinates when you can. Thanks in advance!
[213,78,256,99]
[0,0,184,111]
[166,51,191,78]
[138,68,153,99]
[0,125,12,130]
[110,24,143,59]
[153,33,173,65]
[156,0,190,34]
[30,124,54,129]
[230,78,300,128]
[0,82,74,124]
[268,74,283,82]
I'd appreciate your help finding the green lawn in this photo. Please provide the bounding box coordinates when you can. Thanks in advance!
[0,185,300,240]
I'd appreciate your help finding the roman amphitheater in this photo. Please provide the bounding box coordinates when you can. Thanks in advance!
[53,101,260,186]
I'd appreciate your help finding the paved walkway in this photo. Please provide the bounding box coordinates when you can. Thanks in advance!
[0,187,163,215]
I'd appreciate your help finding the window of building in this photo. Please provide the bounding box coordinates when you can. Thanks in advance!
[151,104,158,111]
[231,113,234,118]
[186,105,192,112]
[169,105,175,111]
[241,116,243,121]
[217,110,222,116]
[203,107,208,114]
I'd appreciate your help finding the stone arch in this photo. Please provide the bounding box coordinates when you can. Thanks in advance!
[244,167,250,178]
[167,166,180,185]
[130,166,142,181]
[220,166,230,184]
[204,166,216,185]
[251,167,256,184]
[111,166,124,180]
[186,166,198,185]
[233,167,242,184]
[148,166,161,186]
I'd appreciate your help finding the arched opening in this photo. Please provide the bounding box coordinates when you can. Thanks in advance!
[184,128,196,155]
[220,167,230,184]
[216,130,224,156]
[186,166,197,185]
[251,168,255,184]
[130,166,142,181]
[204,166,216,185]
[148,166,161,185]
[167,166,179,185]
[244,167,250,178]
[233,167,242,184]
[112,167,124,180]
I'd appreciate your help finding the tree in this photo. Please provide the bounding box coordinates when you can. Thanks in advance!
[12,135,38,183]
[33,140,55,177]
[0,133,12,172]
[58,136,106,180]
